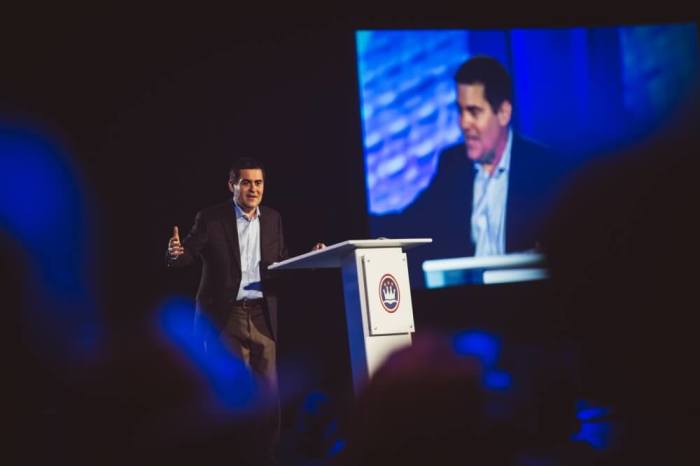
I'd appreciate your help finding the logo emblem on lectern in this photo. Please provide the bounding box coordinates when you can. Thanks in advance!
[379,274,400,313]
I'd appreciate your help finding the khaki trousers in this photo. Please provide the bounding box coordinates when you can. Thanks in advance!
[219,298,280,463]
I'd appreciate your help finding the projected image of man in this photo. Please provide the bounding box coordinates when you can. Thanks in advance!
[372,56,566,285]
[456,62,514,256]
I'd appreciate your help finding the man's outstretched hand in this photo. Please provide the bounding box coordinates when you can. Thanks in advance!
[168,226,184,259]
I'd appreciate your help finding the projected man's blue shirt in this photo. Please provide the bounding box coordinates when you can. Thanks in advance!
[472,129,512,256]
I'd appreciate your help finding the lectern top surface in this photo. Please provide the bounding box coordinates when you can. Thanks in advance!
[268,238,432,270]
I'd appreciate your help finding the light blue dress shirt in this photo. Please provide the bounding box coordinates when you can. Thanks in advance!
[471,130,512,257]
[233,202,264,300]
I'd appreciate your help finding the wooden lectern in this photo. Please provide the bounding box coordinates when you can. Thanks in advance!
[269,238,431,394]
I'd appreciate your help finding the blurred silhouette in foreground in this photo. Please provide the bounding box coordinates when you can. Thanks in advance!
[541,90,700,464]
[333,332,513,466]
[332,330,597,466]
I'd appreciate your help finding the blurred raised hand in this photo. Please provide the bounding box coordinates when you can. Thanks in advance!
[167,226,184,259]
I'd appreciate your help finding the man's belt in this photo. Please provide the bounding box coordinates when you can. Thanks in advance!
[233,297,265,308]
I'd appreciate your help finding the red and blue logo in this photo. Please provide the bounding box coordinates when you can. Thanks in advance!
[379,274,400,313]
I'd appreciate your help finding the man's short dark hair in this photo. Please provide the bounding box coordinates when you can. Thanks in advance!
[454,56,513,113]
[229,157,266,183]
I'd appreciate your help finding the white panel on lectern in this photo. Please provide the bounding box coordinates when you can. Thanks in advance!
[362,250,415,335]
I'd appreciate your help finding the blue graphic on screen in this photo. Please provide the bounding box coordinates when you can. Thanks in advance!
[356,24,699,289]
[357,30,469,214]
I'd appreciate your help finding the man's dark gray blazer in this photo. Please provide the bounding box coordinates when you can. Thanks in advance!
[167,201,288,339]
[371,134,567,288]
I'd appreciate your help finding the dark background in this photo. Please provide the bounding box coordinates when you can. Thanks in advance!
[3,5,697,463]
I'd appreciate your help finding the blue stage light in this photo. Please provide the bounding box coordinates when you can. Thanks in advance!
[1,125,100,356]
[453,329,500,369]
[157,296,260,410]
[483,369,512,390]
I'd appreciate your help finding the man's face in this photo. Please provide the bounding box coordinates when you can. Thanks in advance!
[456,83,512,164]
[229,168,264,212]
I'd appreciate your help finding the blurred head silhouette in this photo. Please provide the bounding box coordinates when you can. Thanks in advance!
[335,331,514,466]
[542,90,700,462]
